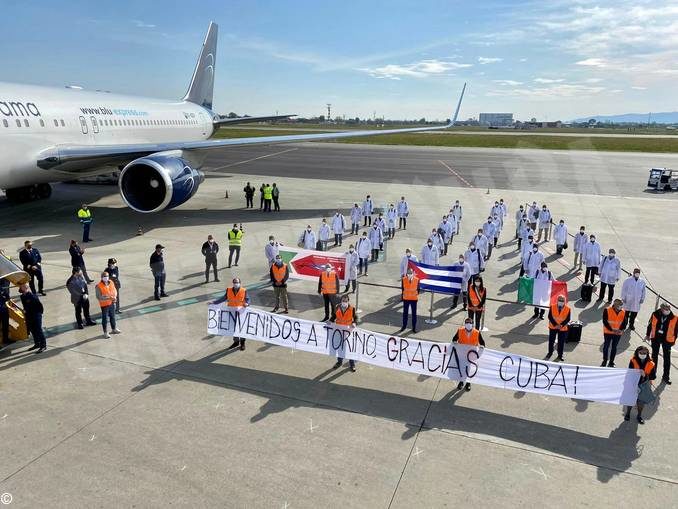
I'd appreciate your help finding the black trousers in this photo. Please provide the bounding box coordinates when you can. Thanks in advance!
[322,294,336,319]
[205,259,218,281]
[364,216,372,226]
[402,300,417,330]
[602,333,621,363]
[651,339,672,380]
[628,311,638,328]
[599,282,614,301]
[0,308,9,343]
[371,249,379,262]
[452,291,467,309]
[264,199,272,212]
[468,309,482,329]
[548,329,566,357]
[359,258,368,274]
[259,195,264,209]
[399,217,407,229]
[27,314,46,348]
[351,223,359,234]
[246,195,253,208]
[517,237,522,250]
[533,306,545,318]
[228,246,241,266]
[334,233,343,246]
[153,273,166,296]
[74,297,92,326]
[28,269,44,293]
[273,197,280,211]
[82,222,91,242]
[584,266,598,284]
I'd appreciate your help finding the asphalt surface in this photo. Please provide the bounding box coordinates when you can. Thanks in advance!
[204,142,678,198]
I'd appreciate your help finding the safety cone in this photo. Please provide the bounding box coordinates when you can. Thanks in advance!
[486,188,490,194]
[224,190,229,199]
[136,226,143,236]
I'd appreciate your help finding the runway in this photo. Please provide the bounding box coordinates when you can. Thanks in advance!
[204,142,678,198]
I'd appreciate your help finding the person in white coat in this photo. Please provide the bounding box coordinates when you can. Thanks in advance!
[499,198,508,220]
[446,212,459,244]
[451,200,463,234]
[374,213,386,249]
[421,239,440,266]
[482,218,496,259]
[472,229,489,260]
[553,219,568,255]
[350,203,362,235]
[464,243,485,280]
[452,254,472,310]
[492,214,502,246]
[429,228,445,256]
[400,248,418,277]
[344,244,359,293]
[438,216,454,256]
[515,205,526,239]
[536,205,552,242]
[356,232,372,276]
[331,211,346,247]
[527,201,539,231]
[265,235,283,267]
[397,197,409,230]
[573,226,588,270]
[386,204,398,239]
[318,219,331,251]
[598,248,621,303]
[583,234,602,285]
[300,225,316,250]
[532,262,552,319]
[621,268,646,330]
[518,214,532,251]
[362,195,374,226]
[519,234,535,276]
[522,244,545,281]
[367,224,383,262]
[490,201,502,221]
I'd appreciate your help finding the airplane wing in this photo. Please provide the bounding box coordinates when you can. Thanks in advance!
[38,83,466,171]
[213,114,296,126]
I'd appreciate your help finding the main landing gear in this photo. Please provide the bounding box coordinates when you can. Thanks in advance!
[4,184,52,203]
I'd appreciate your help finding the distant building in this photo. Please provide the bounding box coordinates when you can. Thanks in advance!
[479,113,513,127]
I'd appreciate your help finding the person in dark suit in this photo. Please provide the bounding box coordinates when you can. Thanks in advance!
[69,240,94,283]
[66,267,96,329]
[243,182,255,208]
[0,277,10,346]
[201,235,220,283]
[19,240,45,295]
[19,283,46,353]
[150,244,168,300]
[105,258,122,313]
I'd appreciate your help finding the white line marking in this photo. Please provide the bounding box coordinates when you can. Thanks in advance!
[211,148,298,171]
[530,467,549,480]
[89,434,96,442]
[308,419,318,433]
[412,446,424,458]
[438,160,474,188]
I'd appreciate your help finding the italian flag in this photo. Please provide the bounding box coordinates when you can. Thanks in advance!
[517,277,568,306]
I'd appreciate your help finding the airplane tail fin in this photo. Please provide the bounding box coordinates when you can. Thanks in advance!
[183,22,218,109]
[448,82,466,127]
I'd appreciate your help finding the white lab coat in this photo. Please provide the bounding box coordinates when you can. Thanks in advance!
[386,208,398,228]
[368,226,383,247]
[515,209,526,227]
[583,241,601,267]
[534,268,552,281]
[439,220,454,242]
[528,205,539,224]
[301,230,316,250]
[350,206,362,224]
[264,242,281,264]
[397,200,409,217]
[421,244,439,266]
[490,205,502,219]
[451,205,462,228]
[621,276,646,313]
[598,256,621,285]
[573,233,587,254]
[499,202,508,218]
[492,218,502,234]
[482,221,496,240]
[362,199,373,217]
[446,214,458,236]
[400,254,418,276]
[374,217,386,235]
[553,223,568,246]
[357,237,371,258]
[523,250,545,275]
[471,234,489,257]
[521,239,535,259]
[318,223,331,241]
[345,250,359,280]
[520,224,534,243]
[464,248,485,275]
[430,233,445,254]
[538,209,551,230]
[331,214,346,234]
[457,260,472,288]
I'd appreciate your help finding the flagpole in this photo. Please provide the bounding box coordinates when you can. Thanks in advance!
[425,291,437,324]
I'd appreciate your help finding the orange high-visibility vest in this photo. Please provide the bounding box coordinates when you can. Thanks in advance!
[468,286,486,312]
[227,287,246,307]
[650,313,678,344]
[335,305,355,326]
[96,281,117,308]
[603,307,626,336]
[548,304,570,331]
[402,276,419,301]
[271,263,287,283]
[630,357,655,376]
[456,327,480,345]
[321,271,338,295]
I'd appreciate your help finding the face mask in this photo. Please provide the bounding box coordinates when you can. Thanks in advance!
[109,264,116,268]
[662,309,670,316]
[609,254,615,259]
[406,253,411,257]
[634,274,639,280]
[349,248,354,253]
[233,283,241,289]
[341,302,348,309]
[307,228,311,232]
[275,260,283,266]
[459,258,465,264]
[559,223,564,226]
[102,277,109,283]
[542,208,547,211]
[638,354,648,360]
[580,230,585,234]
[464,323,473,331]
[590,239,595,243]
[455,202,459,206]
[470,246,476,251]
[427,242,433,247]
[407,273,413,279]
[542,268,547,272]
[363,235,367,238]
[269,241,274,245]
[474,282,481,287]
[557,302,564,309]
[533,248,538,253]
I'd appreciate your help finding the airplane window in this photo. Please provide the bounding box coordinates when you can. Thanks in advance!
[60,119,65,126]
[54,119,59,127]
[40,119,45,127]
[2,119,7,127]
[24,119,29,127]
[16,119,21,127]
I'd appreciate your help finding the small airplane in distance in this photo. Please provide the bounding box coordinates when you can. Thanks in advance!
[0,22,466,213]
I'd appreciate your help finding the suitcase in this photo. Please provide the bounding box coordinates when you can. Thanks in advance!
[580,283,593,302]
[567,322,582,343]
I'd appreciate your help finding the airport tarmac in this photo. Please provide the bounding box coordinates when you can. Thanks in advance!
[1,144,677,507]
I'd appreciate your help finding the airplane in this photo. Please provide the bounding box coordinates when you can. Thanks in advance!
[0,22,466,213]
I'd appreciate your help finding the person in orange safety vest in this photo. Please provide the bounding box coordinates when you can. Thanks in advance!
[624,345,656,424]
[547,295,570,362]
[212,277,250,351]
[331,295,358,372]
[452,317,485,392]
[601,298,628,367]
[318,264,339,322]
[399,268,420,333]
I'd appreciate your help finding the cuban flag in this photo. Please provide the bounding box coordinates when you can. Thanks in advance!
[408,260,463,295]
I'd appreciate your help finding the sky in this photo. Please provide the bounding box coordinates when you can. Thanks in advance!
[2,0,677,121]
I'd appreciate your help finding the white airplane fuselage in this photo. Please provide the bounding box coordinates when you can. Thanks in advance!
[0,81,215,189]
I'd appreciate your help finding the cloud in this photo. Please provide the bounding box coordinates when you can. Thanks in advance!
[519,58,528,62]
[487,83,606,99]
[132,20,156,29]
[358,59,472,80]
[478,56,503,64]
[575,58,607,67]
[493,79,523,86]
[534,78,565,83]
[631,86,647,90]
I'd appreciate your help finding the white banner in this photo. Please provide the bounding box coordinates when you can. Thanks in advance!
[207,306,640,406]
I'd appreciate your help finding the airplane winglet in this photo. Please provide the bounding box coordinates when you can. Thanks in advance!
[448,82,466,127]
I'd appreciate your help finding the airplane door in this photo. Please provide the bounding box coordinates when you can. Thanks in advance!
[79,116,88,134]
[198,112,207,136]
[90,116,99,133]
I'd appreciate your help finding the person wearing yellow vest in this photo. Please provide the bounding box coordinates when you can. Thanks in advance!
[263,183,273,212]
[645,303,677,384]
[452,317,486,391]
[399,269,420,333]
[95,271,120,339]
[546,296,570,362]
[213,277,250,351]
[467,277,487,330]
[625,345,656,424]
[601,299,628,367]
[77,203,93,243]
[331,295,358,371]
[318,264,340,321]
[227,223,244,268]
[269,255,289,313]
